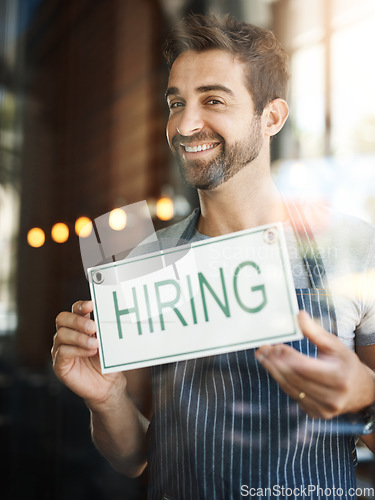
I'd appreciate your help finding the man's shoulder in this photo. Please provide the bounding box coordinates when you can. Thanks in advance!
[302,200,375,270]
[303,200,375,241]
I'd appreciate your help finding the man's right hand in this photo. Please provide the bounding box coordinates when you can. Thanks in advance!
[51,300,126,409]
[52,300,151,477]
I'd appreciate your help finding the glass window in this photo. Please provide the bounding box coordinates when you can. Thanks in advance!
[331,18,375,155]
[290,44,325,158]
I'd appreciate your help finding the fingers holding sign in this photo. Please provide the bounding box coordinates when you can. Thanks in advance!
[255,311,375,420]
[52,300,126,407]
[52,301,98,370]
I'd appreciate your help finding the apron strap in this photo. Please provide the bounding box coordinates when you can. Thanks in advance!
[177,207,201,245]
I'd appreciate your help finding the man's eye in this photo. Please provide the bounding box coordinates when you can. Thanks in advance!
[207,99,223,105]
[169,101,184,109]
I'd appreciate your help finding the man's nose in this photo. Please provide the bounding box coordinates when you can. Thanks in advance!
[176,105,204,136]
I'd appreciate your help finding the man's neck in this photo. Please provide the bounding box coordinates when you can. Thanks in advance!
[196,167,287,237]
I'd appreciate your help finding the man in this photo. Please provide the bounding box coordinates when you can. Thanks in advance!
[52,14,375,499]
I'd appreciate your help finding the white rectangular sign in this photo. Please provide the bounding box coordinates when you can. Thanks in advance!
[88,222,302,373]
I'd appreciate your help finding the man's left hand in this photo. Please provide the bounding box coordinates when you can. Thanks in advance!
[255,311,375,420]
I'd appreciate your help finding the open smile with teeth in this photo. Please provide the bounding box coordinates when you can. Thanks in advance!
[182,143,218,153]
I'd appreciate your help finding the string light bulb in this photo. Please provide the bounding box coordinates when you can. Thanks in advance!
[51,223,69,243]
[109,208,127,231]
[27,227,45,248]
[156,196,174,221]
[75,216,92,237]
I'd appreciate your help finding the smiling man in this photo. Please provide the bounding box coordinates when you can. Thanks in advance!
[166,50,264,191]
[52,14,375,499]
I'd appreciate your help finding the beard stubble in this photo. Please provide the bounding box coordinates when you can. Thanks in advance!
[172,117,263,191]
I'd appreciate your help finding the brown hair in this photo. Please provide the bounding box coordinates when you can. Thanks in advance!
[164,14,289,115]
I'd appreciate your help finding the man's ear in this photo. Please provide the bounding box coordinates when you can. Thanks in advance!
[263,98,289,137]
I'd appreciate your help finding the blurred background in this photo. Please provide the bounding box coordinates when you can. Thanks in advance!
[1,0,375,498]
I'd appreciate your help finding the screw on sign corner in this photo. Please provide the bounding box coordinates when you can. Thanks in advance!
[263,227,278,245]
[93,270,104,284]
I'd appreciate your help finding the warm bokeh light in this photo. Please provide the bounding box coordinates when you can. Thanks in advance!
[156,196,174,221]
[51,222,69,243]
[27,227,45,248]
[109,208,127,231]
[75,216,92,237]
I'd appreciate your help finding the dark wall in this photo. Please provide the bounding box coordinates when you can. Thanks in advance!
[3,1,170,498]
[17,0,169,370]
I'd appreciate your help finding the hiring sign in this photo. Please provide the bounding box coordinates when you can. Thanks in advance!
[88,222,302,373]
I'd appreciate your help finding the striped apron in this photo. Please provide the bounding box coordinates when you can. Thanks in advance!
[146,201,358,499]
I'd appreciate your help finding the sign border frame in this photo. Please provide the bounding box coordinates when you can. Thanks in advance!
[89,223,300,371]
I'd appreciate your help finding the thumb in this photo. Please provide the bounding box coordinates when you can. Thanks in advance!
[297,310,340,355]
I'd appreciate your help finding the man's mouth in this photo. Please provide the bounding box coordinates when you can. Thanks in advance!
[180,142,219,153]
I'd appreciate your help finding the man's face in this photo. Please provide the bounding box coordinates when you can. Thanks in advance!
[166,49,264,190]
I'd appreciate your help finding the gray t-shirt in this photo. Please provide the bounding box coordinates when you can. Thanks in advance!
[154,201,375,351]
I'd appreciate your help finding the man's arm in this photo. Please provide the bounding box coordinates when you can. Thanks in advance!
[88,368,151,477]
[52,300,152,477]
